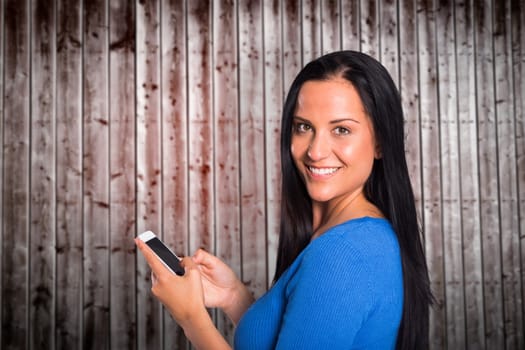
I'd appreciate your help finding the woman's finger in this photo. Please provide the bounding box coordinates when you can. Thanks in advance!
[192,249,218,268]
[181,256,198,271]
[135,238,171,276]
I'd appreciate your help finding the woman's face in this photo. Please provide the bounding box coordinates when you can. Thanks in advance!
[291,78,378,206]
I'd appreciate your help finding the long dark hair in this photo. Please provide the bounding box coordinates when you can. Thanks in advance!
[274,51,432,350]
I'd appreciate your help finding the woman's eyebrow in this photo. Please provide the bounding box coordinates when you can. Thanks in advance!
[293,116,360,124]
[292,116,309,122]
[330,118,360,124]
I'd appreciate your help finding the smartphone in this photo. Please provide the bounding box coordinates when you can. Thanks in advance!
[137,231,185,276]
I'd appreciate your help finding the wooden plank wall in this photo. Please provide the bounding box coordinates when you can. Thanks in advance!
[0,0,523,349]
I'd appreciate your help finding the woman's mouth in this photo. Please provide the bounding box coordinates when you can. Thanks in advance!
[307,166,340,176]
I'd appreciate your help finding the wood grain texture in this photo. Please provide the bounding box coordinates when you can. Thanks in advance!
[282,0,301,87]
[475,0,505,348]
[493,0,523,348]
[30,0,56,348]
[187,0,214,254]
[455,0,485,348]
[263,0,283,288]
[239,0,267,299]
[0,1,523,348]
[436,1,466,348]
[302,0,321,63]
[417,1,446,349]
[186,2,216,344]
[341,0,360,51]
[2,0,30,348]
[136,0,163,348]
[109,1,137,349]
[379,0,398,86]
[83,0,110,348]
[512,1,525,347]
[214,0,241,343]
[360,0,379,58]
[160,0,189,348]
[399,0,423,219]
[321,0,341,54]
[55,0,83,348]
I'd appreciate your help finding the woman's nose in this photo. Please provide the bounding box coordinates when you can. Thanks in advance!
[307,133,330,160]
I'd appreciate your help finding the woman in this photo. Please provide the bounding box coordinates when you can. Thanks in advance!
[135,50,432,349]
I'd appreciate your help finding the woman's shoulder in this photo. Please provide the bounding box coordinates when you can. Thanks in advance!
[287,217,402,292]
[281,217,401,289]
[286,216,403,305]
[310,216,400,259]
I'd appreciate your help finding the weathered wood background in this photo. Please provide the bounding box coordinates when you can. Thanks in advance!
[0,0,523,349]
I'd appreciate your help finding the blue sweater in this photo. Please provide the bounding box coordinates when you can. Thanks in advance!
[234,217,403,349]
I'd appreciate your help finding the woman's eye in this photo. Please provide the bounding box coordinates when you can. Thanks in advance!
[334,126,350,135]
[294,123,311,133]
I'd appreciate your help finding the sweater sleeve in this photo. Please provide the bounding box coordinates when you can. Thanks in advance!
[274,234,374,349]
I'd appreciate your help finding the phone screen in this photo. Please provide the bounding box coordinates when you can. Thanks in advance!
[139,231,185,276]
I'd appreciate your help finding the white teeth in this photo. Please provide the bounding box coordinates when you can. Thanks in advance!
[308,166,338,175]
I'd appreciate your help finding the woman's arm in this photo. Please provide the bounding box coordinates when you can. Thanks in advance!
[180,309,231,350]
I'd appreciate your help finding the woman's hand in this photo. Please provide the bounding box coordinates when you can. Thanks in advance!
[135,239,232,350]
[192,249,254,324]
[135,238,208,328]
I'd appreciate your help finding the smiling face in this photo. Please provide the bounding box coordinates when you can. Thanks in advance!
[291,77,378,208]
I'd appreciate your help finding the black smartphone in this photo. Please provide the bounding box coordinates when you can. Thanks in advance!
[137,231,185,276]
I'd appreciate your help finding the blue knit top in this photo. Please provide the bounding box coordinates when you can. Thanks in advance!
[234,217,403,349]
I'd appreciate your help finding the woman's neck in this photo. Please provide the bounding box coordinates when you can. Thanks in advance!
[311,191,383,240]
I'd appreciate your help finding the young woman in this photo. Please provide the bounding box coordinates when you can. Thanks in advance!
[135,50,432,349]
